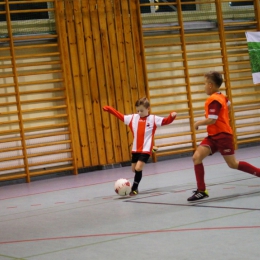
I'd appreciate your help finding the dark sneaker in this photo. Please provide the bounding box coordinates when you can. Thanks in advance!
[187,189,209,201]
[129,190,138,196]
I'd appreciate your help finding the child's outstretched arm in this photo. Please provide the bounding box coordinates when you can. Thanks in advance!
[103,105,124,122]
[161,111,177,125]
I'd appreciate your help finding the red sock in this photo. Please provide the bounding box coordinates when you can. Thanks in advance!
[195,163,206,191]
[238,161,260,177]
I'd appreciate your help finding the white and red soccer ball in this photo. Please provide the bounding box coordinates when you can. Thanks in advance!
[114,178,131,196]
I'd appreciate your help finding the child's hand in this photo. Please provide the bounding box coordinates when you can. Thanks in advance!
[194,121,199,130]
[103,106,109,111]
[152,146,158,153]
[171,112,177,118]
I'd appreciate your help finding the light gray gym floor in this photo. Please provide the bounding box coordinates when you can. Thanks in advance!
[0,145,260,260]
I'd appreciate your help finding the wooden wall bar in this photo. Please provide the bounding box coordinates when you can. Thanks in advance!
[0,0,76,181]
[221,0,260,146]
[140,0,260,160]
[0,0,260,182]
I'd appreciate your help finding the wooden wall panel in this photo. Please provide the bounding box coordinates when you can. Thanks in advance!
[98,0,122,163]
[64,0,90,167]
[81,0,106,166]
[105,0,130,162]
[89,0,114,164]
[113,0,133,156]
[121,0,140,110]
[57,0,148,167]
[74,0,100,166]
[56,0,83,168]
[130,0,147,98]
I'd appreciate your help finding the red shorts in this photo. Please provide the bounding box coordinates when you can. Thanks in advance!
[200,133,234,156]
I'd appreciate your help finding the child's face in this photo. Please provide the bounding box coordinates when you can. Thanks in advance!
[204,77,214,95]
[136,105,149,117]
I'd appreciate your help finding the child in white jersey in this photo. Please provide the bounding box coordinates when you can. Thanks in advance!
[103,97,177,196]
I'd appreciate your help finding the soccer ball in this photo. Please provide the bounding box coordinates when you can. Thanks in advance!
[114,178,131,196]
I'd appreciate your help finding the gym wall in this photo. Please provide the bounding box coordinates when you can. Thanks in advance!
[0,0,259,182]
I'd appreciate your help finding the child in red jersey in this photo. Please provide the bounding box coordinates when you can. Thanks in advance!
[188,71,260,201]
[103,97,177,196]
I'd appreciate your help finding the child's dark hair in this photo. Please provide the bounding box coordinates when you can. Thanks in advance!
[204,71,223,88]
[135,97,150,108]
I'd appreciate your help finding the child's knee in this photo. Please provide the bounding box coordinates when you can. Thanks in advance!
[135,166,142,172]
[192,153,201,164]
[227,161,238,169]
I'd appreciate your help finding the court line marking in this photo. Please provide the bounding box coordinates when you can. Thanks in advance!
[1,154,259,201]
[0,253,21,259]
[125,188,260,210]
[1,225,260,245]
[0,199,119,223]
[4,210,252,258]
[126,200,260,211]
[1,177,257,218]
[143,176,257,194]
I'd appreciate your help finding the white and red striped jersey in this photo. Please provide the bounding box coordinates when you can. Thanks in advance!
[103,106,176,155]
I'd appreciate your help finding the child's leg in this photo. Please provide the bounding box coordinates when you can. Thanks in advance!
[192,145,211,191]
[238,162,260,176]
[130,154,150,195]
[223,155,260,177]
[187,144,212,201]
[131,160,145,192]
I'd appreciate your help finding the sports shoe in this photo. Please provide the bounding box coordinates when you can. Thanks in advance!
[187,189,209,201]
[129,190,138,196]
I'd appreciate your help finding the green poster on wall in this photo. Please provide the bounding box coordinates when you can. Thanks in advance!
[246,32,260,84]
